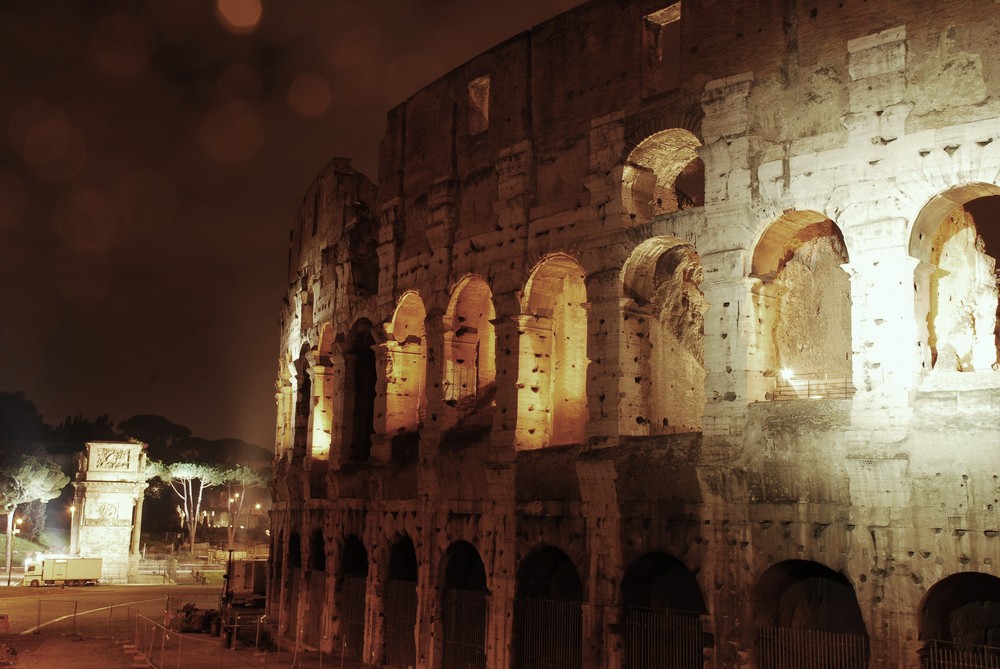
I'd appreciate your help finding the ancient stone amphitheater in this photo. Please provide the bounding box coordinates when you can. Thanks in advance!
[269,1,1000,666]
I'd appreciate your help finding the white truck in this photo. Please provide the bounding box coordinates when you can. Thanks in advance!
[227,559,267,607]
[23,556,102,587]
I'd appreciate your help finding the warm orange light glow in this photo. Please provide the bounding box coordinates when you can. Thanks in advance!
[215,0,262,34]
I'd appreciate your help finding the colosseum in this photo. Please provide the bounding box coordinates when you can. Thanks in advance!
[269,1,1000,667]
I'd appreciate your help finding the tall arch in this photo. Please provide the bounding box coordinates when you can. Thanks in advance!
[519,254,589,448]
[919,572,1000,663]
[293,345,312,456]
[622,128,705,227]
[440,541,489,668]
[304,527,326,647]
[513,546,583,669]
[752,560,868,668]
[386,292,427,434]
[621,238,706,434]
[384,535,418,668]
[444,276,497,413]
[344,320,376,461]
[751,211,853,400]
[910,183,1000,372]
[337,535,368,661]
[620,552,708,668]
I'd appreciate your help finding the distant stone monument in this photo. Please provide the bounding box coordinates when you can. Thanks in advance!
[70,441,148,584]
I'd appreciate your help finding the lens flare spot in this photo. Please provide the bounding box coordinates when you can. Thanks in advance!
[198,101,265,165]
[288,73,332,118]
[216,0,262,34]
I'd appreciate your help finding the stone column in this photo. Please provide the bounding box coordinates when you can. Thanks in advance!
[488,306,525,461]
[512,314,553,451]
[700,251,759,441]
[845,239,922,434]
[577,459,621,669]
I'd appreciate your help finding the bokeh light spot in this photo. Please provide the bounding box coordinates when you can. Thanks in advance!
[53,189,119,253]
[0,171,26,231]
[9,103,87,182]
[216,0,262,34]
[198,101,265,164]
[90,12,153,77]
[288,73,332,118]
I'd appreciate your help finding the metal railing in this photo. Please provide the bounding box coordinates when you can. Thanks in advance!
[773,374,855,401]
[384,579,417,668]
[514,597,582,669]
[624,606,704,669]
[922,639,1000,668]
[441,587,488,669]
[758,626,868,669]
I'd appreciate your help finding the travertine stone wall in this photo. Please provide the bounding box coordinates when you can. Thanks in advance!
[269,1,1000,667]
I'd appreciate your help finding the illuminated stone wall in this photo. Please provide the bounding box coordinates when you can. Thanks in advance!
[270,1,1000,667]
[71,441,148,584]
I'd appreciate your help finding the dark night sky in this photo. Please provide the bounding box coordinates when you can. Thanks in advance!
[0,0,584,448]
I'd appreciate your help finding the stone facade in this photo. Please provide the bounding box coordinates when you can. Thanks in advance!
[270,1,1000,667]
[71,441,148,583]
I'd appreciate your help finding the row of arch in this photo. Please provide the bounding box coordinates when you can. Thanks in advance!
[284,185,1000,458]
[272,528,1000,667]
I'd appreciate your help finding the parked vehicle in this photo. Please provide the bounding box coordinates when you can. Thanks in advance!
[227,559,267,607]
[23,556,102,587]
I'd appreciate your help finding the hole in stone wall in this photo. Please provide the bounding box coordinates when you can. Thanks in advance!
[346,320,376,461]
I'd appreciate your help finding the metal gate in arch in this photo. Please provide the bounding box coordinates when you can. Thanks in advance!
[758,627,868,669]
[384,579,417,668]
[514,597,582,669]
[441,587,488,669]
[624,606,704,669]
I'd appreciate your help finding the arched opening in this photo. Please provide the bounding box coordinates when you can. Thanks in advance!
[444,276,497,414]
[520,255,589,449]
[911,185,1000,372]
[337,535,368,661]
[285,532,302,637]
[270,530,283,619]
[751,212,853,400]
[621,238,706,434]
[384,536,418,668]
[622,128,705,227]
[753,560,868,668]
[293,346,312,456]
[441,541,489,669]
[620,552,707,668]
[386,292,427,434]
[513,546,583,669]
[345,320,376,461]
[919,572,1000,664]
[305,527,326,646]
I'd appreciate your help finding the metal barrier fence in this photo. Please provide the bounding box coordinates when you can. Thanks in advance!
[922,640,1000,668]
[384,579,418,668]
[773,374,855,401]
[340,574,366,660]
[441,587,487,669]
[624,606,704,669]
[759,626,868,669]
[33,598,136,639]
[514,597,582,669]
